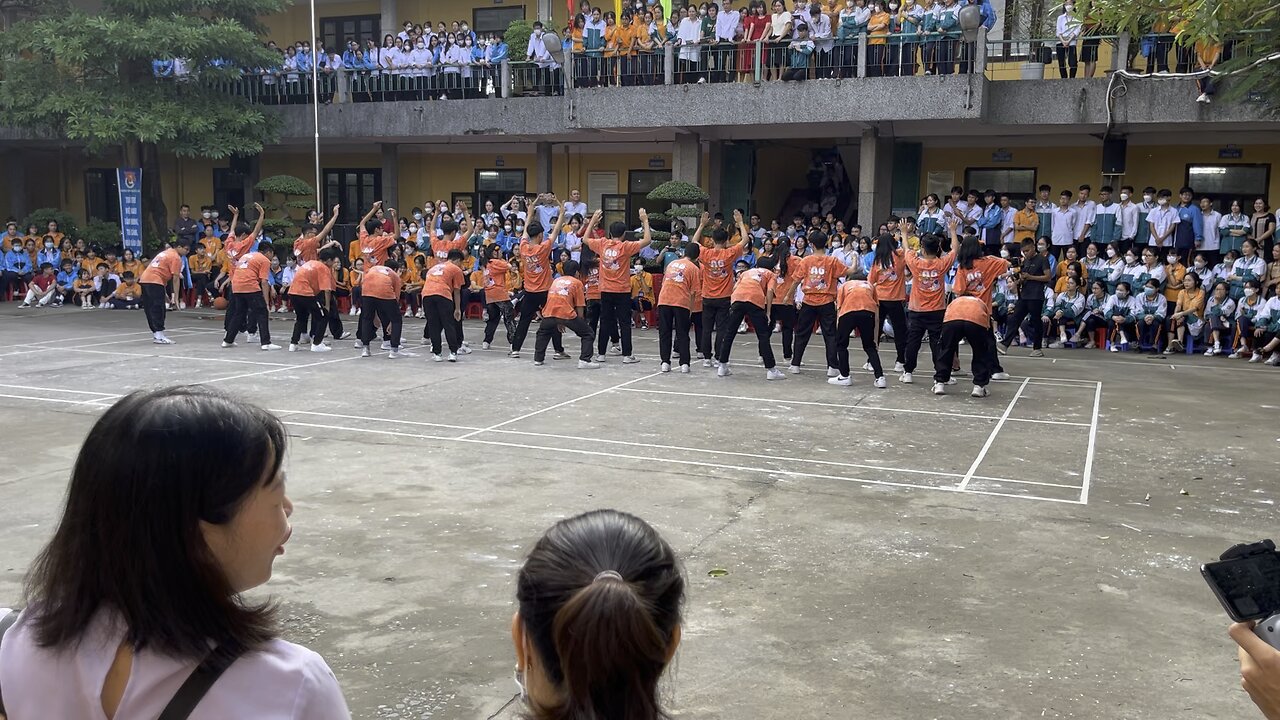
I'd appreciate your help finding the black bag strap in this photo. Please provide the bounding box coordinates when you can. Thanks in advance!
[155,648,243,720]
[0,608,21,716]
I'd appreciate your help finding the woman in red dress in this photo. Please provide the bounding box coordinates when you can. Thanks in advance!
[739,1,770,81]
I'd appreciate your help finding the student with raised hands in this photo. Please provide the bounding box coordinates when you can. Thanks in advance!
[509,202,568,359]
[512,509,683,720]
[657,242,701,373]
[868,231,908,373]
[695,209,751,367]
[788,231,853,376]
[287,248,341,353]
[355,201,397,267]
[899,221,958,382]
[292,205,341,263]
[581,206,656,364]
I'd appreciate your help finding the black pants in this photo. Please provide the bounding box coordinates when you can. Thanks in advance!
[1002,298,1045,350]
[771,304,796,359]
[658,304,692,366]
[290,294,325,345]
[598,291,634,356]
[140,283,167,333]
[224,291,270,344]
[1,270,32,298]
[359,296,401,348]
[691,311,706,356]
[936,320,997,386]
[585,299,620,345]
[324,294,344,339]
[484,299,516,345]
[717,301,776,369]
[535,316,593,362]
[512,290,562,353]
[1056,42,1078,77]
[903,309,945,373]
[701,297,732,362]
[879,300,907,364]
[836,310,882,378]
[422,295,460,355]
[191,273,211,303]
[792,302,838,369]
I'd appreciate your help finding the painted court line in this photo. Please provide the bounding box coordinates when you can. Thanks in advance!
[0,383,117,396]
[455,372,662,440]
[202,353,367,384]
[1080,381,1102,505]
[957,378,1030,491]
[22,346,295,367]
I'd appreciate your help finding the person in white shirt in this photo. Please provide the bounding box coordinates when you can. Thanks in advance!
[804,4,833,77]
[526,21,562,95]
[1049,190,1078,249]
[1072,184,1097,250]
[1146,188,1180,249]
[715,0,743,80]
[0,387,351,720]
[1054,5,1081,78]
[1199,196,1222,261]
[999,193,1017,247]
[1116,185,1140,253]
[563,189,588,219]
[677,5,704,79]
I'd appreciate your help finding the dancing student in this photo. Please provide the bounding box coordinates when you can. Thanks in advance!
[581,207,655,364]
[899,222,957,383]
[421,249,466,362]
[222,242,280,351]
[292,205,341,263]
[430,215,474,353]
[829,270,885,388]
[287,248,341,353]
[716,254,786,380]
[222,204,266,341]
[770,243,802,363]
[697,209,751,366]
[951,234,1012,380]
[868,232,908,373]
[657,243,701,373]
[932,293,1000,397]
[355,201,397,267]
[137,242,188,345]
[533,260,601,369]
[481,243,517,349]
[509,204,569,358]
[789,231,854,376]
[358,258,412,359]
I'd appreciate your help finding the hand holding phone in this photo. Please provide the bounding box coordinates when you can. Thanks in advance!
[1203,540,1280,649]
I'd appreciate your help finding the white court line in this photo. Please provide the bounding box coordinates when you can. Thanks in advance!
[0,383,117,396]
[454,372,662,440]
[613,386,1091,427]
[202,353,366,384]
[0,392,109,407]
[269,408,477,432]
[957,378,1030,491]
[22,346,294,367]
[1080,381,1102,504]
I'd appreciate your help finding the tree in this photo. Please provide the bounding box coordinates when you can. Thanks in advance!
[646,180,710,244]
[255,175,315,240]
[1080,0,1278,110]
[0,0,288,240]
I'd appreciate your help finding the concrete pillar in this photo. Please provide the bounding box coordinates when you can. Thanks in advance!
[856,127,893,230]
[240,154,260,208]
[381,143,399,213]
[672,132,701,187]
[536,142,553,193]
[8,150,26,219]
[707,140,724,214]
[380,0,397,43]
[537,0,553,22]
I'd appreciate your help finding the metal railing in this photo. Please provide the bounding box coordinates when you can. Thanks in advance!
[983,30,1273,81]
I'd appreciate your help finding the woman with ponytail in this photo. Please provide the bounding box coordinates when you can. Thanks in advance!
[512,509,685,720]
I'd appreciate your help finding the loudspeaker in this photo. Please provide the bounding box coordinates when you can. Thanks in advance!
[1102,136,1127,175]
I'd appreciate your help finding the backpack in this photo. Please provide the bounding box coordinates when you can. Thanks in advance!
[0,608,241,720]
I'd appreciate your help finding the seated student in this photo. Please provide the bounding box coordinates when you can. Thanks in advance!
[1166,271,1205,353]
[1247,290,1280,364]
[55,259,77,304]
[1073,279,1111,348]
[107,271,144,309]
[189,242,215,307]
[1105,281,1142,351]
[1202,281,1236,356]
[1135,277,1168,352]
[512,509,683,720]
[1047,275,1085,348]
[630,261,654,330]
[71,268,96,308]
[92,262,119,308]
[18,262,59,308]
[1231,279,1266,359]
[0,387,351,719]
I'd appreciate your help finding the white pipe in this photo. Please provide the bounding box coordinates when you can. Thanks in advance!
[309,0,321,209]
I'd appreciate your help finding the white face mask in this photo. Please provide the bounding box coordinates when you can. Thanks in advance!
[1116,291,1128,299]
[1166,255,1178,264]
[1142,194,1153,203]
[1245,287,1257,297]
[1063,3,1073,10]
[504,225,513,232]
[409,226,418,234]
[1106,246,1116,258]
[44,242,53,249]
[1194,260,1206,268]
[1156,198,1168,206]
[999,248,1010,258]
[1119,193,1129,201]
[1124,255,1136,264]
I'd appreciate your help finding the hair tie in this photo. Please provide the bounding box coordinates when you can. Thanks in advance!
[593,570,625,583]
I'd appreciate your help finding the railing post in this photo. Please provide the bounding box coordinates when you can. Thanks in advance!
[564,48,574,90]
[754,39,763,83]
[857,33,867,77]
[664,43,675,85]
[335,67,349,104]
[501,60,512,98]
[975,27,987,76]
[1115,31,1129,73]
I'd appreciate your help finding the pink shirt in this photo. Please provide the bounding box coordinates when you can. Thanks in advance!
[0,608,350,719]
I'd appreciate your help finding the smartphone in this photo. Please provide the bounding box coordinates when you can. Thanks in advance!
[1202,551,1280,622]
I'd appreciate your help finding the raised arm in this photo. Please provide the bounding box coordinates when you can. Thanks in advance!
[733,209,749,249]
[692,211,710,246]
[316,204,342,243]
[359,200,383,229]
[582,208,603,241]
[547,201,569,244]
[227,205,241,233]
[639,207,653,246]
[250,202,266,238]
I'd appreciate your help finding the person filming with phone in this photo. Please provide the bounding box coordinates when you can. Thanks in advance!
[1204,539,1280,719]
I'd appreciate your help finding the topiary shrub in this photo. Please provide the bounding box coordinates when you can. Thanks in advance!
[646,182,708,247]
[82,219,123,249]
[255,175,315,240]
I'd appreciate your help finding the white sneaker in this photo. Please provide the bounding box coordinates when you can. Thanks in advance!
[1203,347,1216,357]
[893,362,905,372]
[553,351,571,360]
[247,334,258,343]
[354,340,363,349]
[447,352,457,362]
[862,362,873,372]
[874,376,888,388]
[1048,341,1064,349]
[533,360,544,366]
[826,367,839,378]
[380,340,392,350]
[679,364,690,373]
[415,309,424,318]
[404,308,412,317]
[702,358,712,368]
[1196,92,1210,103]
[153,337,176,345]
[1249,352,1263,363]
[899,372,913,384]
[288,343,299,352]
[432,353,443,362]
[261,343,281,351]
[827,376,851,386]
[788,365,801,374]
[945,377,958,385]
[766,367,786,381]
[360,346,371,357]
[1267,353,1280,366]
[990,372,1011,380]
[1110,344,1120,353]
[509,350,521,358]
[349,308,357,316]
[221,341,235,348]
[178,301,186,310]
[339,332,352,340]
[578,359,602,369]
[660,362,671,373]
[717,364,731,377]
[1229,350,1244,359]
[310,343,331,353]
[932,382,946,395]
[622,356,640,364]
[482,341,491,350]
[971,385,989,398]
[738,322,747,333]
[456,346,472,355]
[609,344,623,355]
[595,354,607,362]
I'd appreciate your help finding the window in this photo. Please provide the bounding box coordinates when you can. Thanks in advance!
[475,169,526,212]
[628,170,671,227]
[324,169,382,225]
[212,168,245,216]
[964,168,1037,201]
[473,6,526,35]
[320,15,381,53]
[84,169,120,224]
[1185,164,1271,205]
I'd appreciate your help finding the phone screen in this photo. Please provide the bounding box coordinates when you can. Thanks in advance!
[1203,552,1280,621]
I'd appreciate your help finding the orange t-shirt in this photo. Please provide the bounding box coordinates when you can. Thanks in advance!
[484,258,511,303]
[293,235,319,262]
[544,275,584,319]
[362,264,403,300]
[952,256,1010,305]
[289,260,327,296]
[356,228,395,266]
[775,260,804,303]
[585,238,649,294]
[797,254,849,306]
[230,252,270,293]
[421,261,464,299]
[140,249,183,285]
[430,235,467,267]
[519,238,555,293]
[699,245,745,299]
[585,265,602,301]
[730,267,776,308]
[836,279,879,316]
[905,250,956,312]
[944,295,991,326]
[867,250,907,302]
[223,232,256,280]
[659,258,701,309]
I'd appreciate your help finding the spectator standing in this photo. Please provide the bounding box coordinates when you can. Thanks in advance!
[563,189,588,219]
[1220,199,1250,257]
[1172,187,1204,264]
[174,204,201,250]
[1199,197,1222,263]
[1054,3,1080,78]
[1146,189,1180,250]
[1049,191,1078,254]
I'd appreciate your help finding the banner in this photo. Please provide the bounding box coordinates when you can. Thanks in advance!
[117,167,142,254]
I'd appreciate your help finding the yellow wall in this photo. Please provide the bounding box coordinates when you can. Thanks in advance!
[260,0,530,47]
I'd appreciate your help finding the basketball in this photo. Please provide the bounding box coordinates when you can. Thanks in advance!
[212,297,228,310]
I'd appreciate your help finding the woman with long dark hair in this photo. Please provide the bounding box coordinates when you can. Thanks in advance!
[770,241,801,362]
[868,232,907,372]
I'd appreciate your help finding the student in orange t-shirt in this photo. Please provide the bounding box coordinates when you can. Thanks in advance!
[355,201,397,267]
[867,233,909,371]
[716,254,787,380]
[934,294,999,398]
[770,243,805,362]
[222,242,280,350]
[533,259,601,368]
[292,204,342,263]
[789,232,853,375]
[421,249,466,361]
[481,244,516,348]
[952,235,1013,382]
[697,209,751,367]
[358,258,412,358]
[657,243,701,372]
[222,203,266,281]
[287,248,340,352]
[510,204,569,358]
[580,206,656,363]
[137,243,189,345]
[899,224,958,383]
[830,272,884,387]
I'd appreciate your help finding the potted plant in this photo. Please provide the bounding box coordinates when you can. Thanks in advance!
[1008,0,1053,79]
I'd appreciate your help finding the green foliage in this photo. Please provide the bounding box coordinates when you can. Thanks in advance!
[260,218,295,240]
[82,219,124,248]
[21,208,79,239]
[255,175,315,239]
[256,175,316,198]
[505,20,534,63]
[646,181,709,204]
[270,239,294,258]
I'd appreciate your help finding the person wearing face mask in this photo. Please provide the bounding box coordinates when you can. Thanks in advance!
[1103,281,1140,351]
[1246,288,1280,364]
[1072,279,1110,347]
[1198,280,1235,355]
[36,235,60,268]
[1228,238,1265,302]
[1165,270,1204,353]
[1169,186,1204,265]
[896,0,923,75]
[1132,186,1156,247]
[1133,278,1166,352]
[1145,188,1179,252]
[1115,185,1139,253]
[1082,242,1107,289]
[1054,2,1080,77]
[1229,279,1265,358]
[1219,199,1250,259]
